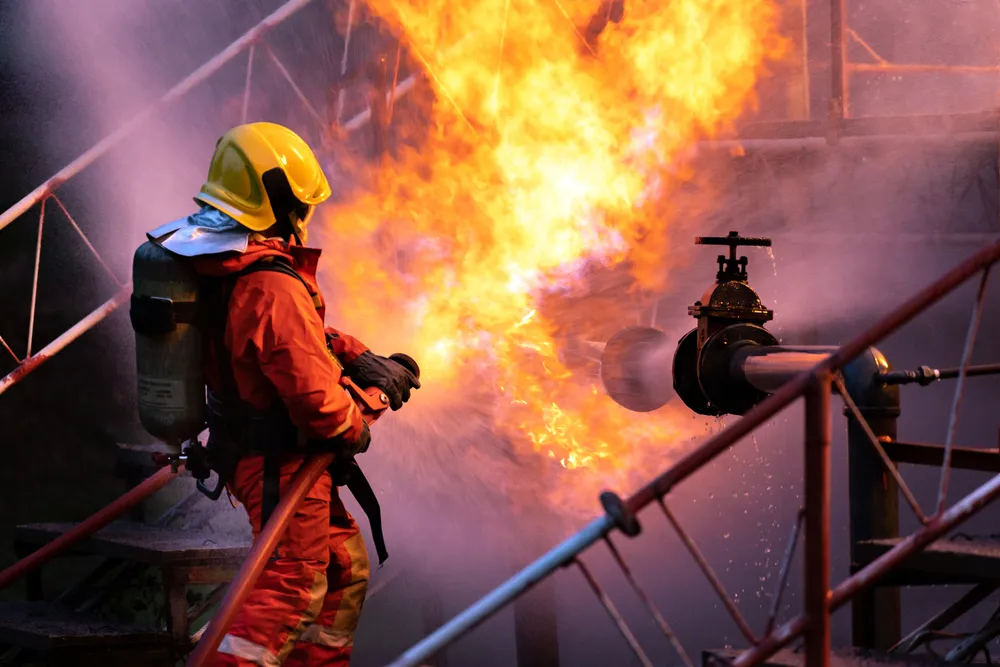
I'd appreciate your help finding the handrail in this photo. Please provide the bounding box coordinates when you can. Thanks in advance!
[0,286,131,397]
[0,463,185,589]
[389,238,1000,667]
[185,454,335,666]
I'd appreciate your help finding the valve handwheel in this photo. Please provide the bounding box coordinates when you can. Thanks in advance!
[694,231,772,283]
[695,230,772,249]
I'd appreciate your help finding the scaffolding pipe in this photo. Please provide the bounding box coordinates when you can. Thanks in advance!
[185,454,336,667]
[0,463,185,590]
[829,0,848,129]
[0,0,317,234]
[0,287,131,397]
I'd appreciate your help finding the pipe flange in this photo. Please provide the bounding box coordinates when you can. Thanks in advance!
[600,491,641,537]
[698,323,778,415]
[673,329,720,416]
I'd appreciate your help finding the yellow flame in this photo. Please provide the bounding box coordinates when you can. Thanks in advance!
[319,0,787,504]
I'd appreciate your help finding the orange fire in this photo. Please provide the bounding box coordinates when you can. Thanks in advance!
[319,0,786,501]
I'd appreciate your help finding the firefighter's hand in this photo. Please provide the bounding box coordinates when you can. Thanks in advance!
[308,422,371,457]
[345,351,421,411]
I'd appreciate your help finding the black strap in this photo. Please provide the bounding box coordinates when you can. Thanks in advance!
[236,257,323,311]
[260,439,282,530]
[341,461,389,565]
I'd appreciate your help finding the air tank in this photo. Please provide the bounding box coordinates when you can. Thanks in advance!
[130,240,205,453]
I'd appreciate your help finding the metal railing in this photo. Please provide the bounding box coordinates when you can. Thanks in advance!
[388,240,1000,667]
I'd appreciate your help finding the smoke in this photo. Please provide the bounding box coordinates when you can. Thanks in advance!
[14,0,1000,663]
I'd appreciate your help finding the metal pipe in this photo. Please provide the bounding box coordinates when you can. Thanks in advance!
[335,0,357,125]
[766,508,804,636]
[26,199,47,358]
[0,0,317,234]
[733,470,1000,667]
[240,45,256,124]
[342,74,419,132]
[938,266,991,515]
[849,63,1000,74]
[880,363,1000,385]
[0,286,131,397]
[575,558,654,667]
[829,0,848,143]
[835,373,922,524]
[804,373,831,667]
[603,536,694,667]
[387,516,614,667]
[185,453,335,666]
[733,348,836,393]
[0,463,184,590]
[697,132,1000,153]
[660,499,757,645]
[840,350,903,648]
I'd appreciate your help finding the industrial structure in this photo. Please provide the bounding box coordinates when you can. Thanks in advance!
[0,0,997,665]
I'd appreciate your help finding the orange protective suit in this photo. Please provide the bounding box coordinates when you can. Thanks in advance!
[195,239,372,667]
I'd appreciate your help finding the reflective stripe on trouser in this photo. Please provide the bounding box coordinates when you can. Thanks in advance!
[283,500,371,667]
[205,454,333,667]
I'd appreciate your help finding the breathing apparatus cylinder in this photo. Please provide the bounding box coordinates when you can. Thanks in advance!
[130,240,205,454]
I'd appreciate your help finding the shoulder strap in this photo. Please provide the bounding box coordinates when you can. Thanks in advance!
[236,257,323,311]
[210,256,321,403]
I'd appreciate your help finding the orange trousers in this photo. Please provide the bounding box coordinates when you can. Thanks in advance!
[206,454,370,667]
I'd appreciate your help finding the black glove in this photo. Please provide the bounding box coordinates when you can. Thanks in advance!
[308,421,371,457]
[345,351,421,411]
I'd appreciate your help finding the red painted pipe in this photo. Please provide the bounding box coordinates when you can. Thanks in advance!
[0,463,184,590]
[185,454,334,667]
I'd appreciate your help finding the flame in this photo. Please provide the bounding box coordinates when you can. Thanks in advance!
[319,0,786,505]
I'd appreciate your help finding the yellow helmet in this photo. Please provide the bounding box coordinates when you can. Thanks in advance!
[195,122,331,236]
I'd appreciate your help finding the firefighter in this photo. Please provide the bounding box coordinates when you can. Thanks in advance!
[149,122,419,666]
